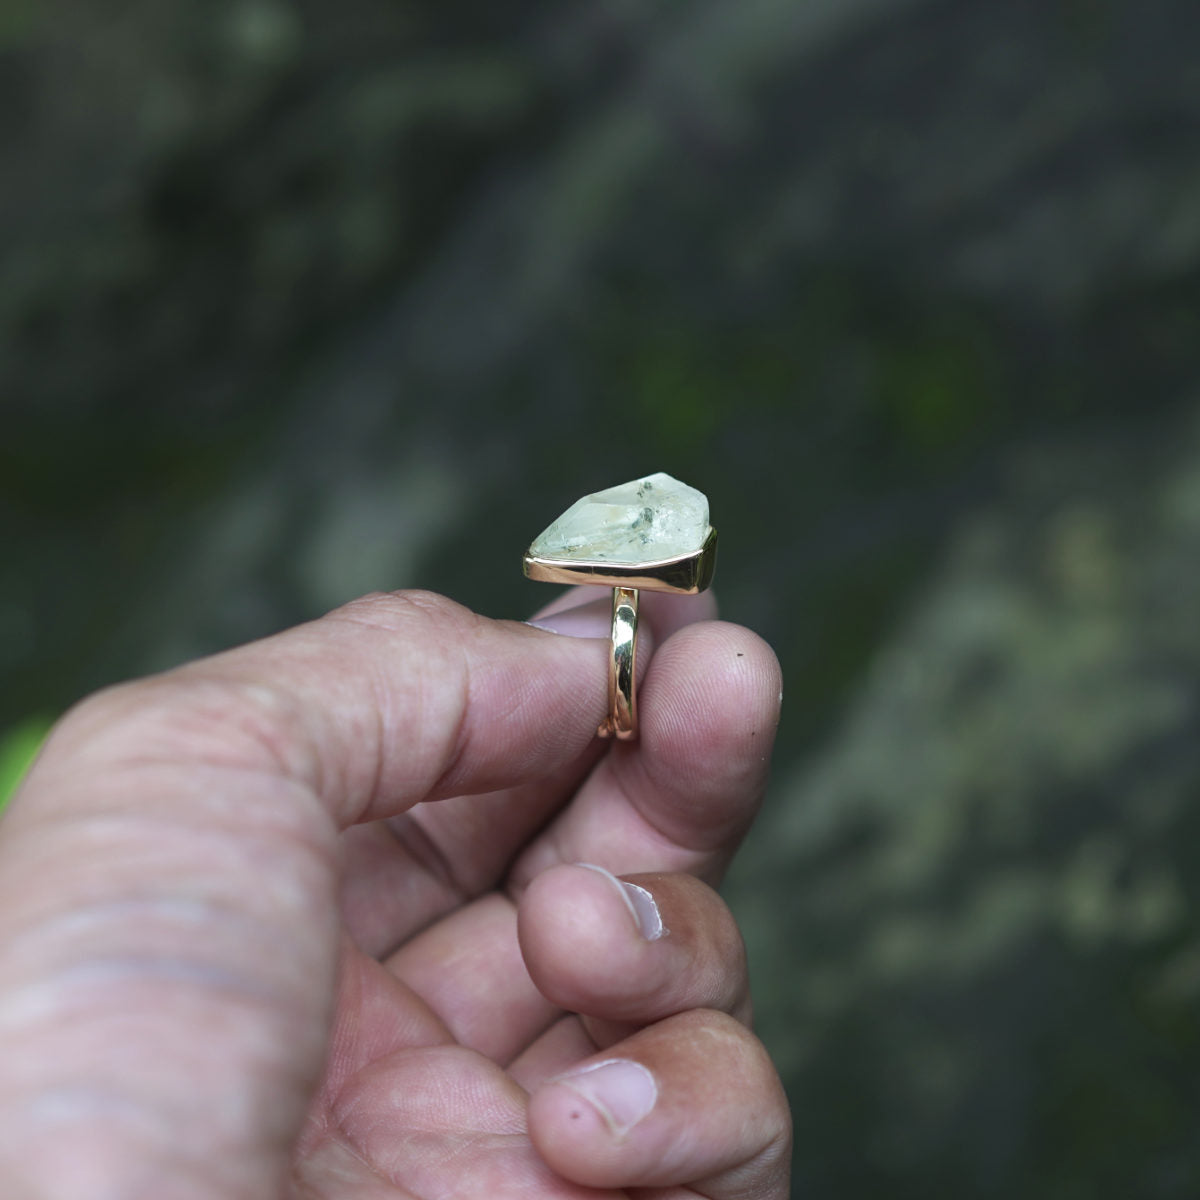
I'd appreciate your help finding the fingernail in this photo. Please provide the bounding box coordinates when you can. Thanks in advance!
[577,863,666,941]
[555,1059,658,1137]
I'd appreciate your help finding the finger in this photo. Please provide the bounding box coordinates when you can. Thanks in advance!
[0,591,622,1197]
[338,755,600,958]
[340,587,716,957]
[12,590,614,833]
[517,865,751,1050]
[511,621,782,891]
[508,864,751,1091]
[386,860,752,1073]
[508,1016,598,1094]
[317,1043,627,1200]
[379,626,778,1061]
[528,1009,791,1198]
[385,893,557,1064]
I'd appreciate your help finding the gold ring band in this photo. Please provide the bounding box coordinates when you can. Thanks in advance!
[598,586,638,740]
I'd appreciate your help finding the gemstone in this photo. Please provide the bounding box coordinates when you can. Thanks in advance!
[529,472,710,565]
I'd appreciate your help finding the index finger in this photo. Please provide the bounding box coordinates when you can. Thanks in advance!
[12,590,613,834]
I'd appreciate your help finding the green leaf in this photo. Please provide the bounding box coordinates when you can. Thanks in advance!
[0,716,52,811]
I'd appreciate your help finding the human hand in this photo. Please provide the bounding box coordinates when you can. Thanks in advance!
[0,588,788,1198]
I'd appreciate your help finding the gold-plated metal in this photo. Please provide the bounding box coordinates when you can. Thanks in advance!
[525,521,717,741]
[599,587,639,740]
[523,526,718,594]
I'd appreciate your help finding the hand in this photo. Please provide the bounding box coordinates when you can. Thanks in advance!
[0,588,788,1198]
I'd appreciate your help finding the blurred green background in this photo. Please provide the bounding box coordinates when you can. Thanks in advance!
[4,0,1200,1194]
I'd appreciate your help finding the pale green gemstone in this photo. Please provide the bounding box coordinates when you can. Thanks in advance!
[530,472,710,565]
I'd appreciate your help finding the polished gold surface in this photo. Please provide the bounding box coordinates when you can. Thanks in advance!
[598,586,638,740]
[523,526,717,595]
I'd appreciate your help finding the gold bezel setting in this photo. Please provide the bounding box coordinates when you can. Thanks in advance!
[523,526,718,595]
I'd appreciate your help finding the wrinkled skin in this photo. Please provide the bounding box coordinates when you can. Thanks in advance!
[0,589,789,1199]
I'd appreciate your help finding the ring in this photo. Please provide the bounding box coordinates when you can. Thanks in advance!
[523,472,717,741]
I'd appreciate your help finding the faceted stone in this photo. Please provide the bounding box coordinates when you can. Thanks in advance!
[529,472,710,564]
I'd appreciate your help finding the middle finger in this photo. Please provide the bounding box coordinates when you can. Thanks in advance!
[385,862,752,1072]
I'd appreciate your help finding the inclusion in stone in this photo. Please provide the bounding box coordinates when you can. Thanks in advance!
[529,472,710,565]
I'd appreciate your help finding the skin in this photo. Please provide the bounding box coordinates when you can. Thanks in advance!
[0,587,789,1199]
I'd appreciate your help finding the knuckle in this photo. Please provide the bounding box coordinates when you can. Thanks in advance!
[50,672,314,793]
[334,589,474,638]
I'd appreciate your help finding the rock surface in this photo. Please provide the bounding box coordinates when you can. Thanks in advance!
[3,1,1200,1196]
[726,406,1200,1198]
